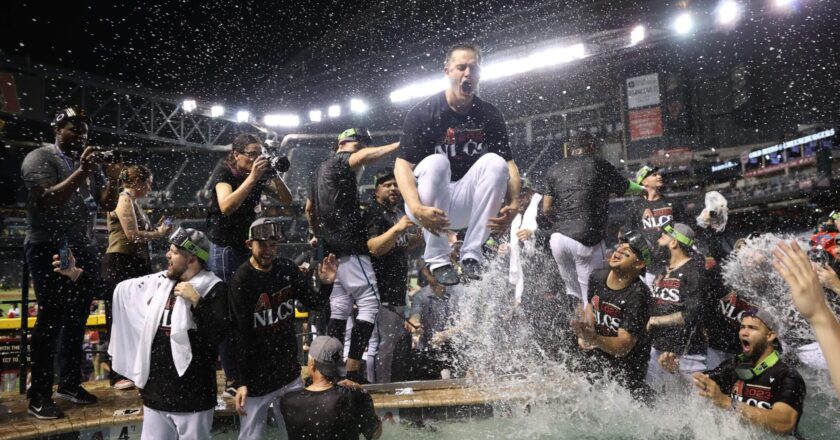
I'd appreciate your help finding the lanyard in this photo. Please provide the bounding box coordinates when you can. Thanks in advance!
[54,145,76,173]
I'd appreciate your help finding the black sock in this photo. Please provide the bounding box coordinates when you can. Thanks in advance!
[327,319,347,342]
[349,320,375,361]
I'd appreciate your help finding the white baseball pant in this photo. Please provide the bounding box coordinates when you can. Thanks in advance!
[237,377,304,440]
[406,153,509,269]
[141,406,214,440]
[330,255,380,325]
[549,232,606,305]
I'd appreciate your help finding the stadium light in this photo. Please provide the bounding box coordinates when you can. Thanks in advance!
[350,99,369,113]
[673,12,694,35]
[182,99,197,113]
[715,1,742,25]
[390,78,449,103]
[236,111,250,123]
[263,114,300,127]
[774,0,796,8]
[210,105,224,118]
[309,110,322,122]
[630,25,646,46]
[328,105,341,118]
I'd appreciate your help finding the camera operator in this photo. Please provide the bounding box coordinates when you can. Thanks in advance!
[21,106,120,419]
[208,133,293,395]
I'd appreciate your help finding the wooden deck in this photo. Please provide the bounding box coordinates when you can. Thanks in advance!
[0,373,514,439]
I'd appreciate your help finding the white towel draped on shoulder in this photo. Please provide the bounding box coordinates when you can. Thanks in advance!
[108,270,222,388]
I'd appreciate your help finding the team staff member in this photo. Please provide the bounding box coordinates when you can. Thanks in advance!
[306,128,399,382]
[208,133,293,395]
[230,218,338,439]
[571,231,654,403]
[691,309,806,436]
[394,42,520,285]
[625,165,685,289]
[280,336,382,440]
[647,223,708,388]
[22,106,120,419]
[537,132,645,309]
[364,168,423,383]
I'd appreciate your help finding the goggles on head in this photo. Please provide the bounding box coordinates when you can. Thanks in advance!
[169,227,209,262]
[621,230,652,267]
[663,223,695,247]
[249,221,284,242]
[338,127,372,145]
[734,350,780,381]
[830,210,840,221]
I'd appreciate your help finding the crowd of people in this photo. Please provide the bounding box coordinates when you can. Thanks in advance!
[17,42,840,440]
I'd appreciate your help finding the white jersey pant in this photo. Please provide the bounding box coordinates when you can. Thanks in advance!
[549,232,606,305]
[645,348,707,393]
[330,255,380,325]
[141,406,213,440]
[238,377,304,440]
[406,153,509,268]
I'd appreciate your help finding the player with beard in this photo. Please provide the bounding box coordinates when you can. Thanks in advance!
[230,218,338,439]
[22,106,121,419]
[692,309,805,436]
[306,128,399,383]
[394,42,521,286]
[646,223,708,389]
[625,166,685,289]
[571,230,654,403]
[54,228,229,438]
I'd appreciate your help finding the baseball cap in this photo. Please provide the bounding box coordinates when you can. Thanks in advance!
[373,168,395,187]
[248,217,285,241]
[621,230,652,267]
[662,222,696,247]
[52,106,89,128]
[337,127,372,145]
[309,336,346,378]
[169,227,211,262]
[634,165,660,185]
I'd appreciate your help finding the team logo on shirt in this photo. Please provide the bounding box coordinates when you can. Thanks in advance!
[159,294,177,335]
[593,295,622,335]
[641,206,674,230]
[719,292,753,324]
[253,286,295,329]
[731,381,773,409]
[435,127,486,158]
[652,277,681,303]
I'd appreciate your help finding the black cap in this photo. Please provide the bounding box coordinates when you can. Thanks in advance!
[52,106,88,128]
[373,168,395,187]
[621,230,652,267]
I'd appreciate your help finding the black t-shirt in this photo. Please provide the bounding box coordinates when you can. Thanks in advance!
[230,259,331,397]
[705,265,754,353]
[587,269,652,387]
[649,259,707,355]
[141,282,229,412]
[366,201,408,305]
[208,166,266,248]
[397,91,512,182]
[280,385,380,440]
[310,152,368,257]
[538,157,629,246]
[707,356,806,435]
[625,197,684,274]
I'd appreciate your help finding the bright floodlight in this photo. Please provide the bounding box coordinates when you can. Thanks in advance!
[716,1,742,25]
[263,114,300,127]
[673,12,694,35]
[309,110,322,122]
[236,111,250,123]
[182,99,197,113]
[210,105,224,118]
[328,105,341,118]
[630,25,646,46]
[350,99,368,113]
[774,0,795,8]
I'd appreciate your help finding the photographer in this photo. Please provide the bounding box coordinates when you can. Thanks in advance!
[21,106,120,419]
[208,133,292,394]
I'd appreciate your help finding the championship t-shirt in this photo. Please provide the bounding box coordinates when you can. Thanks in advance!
[398,91,512,182]
[707,356,806,435]
[649,259,707,355]
[704,265,754,354]
[280,385,380,440]
[310,152,368,257]
[587,269,652,387]
[625,197,684,275]
[365,200,409,305]
[207,165,266,248]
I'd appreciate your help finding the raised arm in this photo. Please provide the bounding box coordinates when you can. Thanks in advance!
[348,142,400,170]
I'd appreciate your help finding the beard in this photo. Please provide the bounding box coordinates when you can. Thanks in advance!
[744,339,770,363]
[166,263,186,280]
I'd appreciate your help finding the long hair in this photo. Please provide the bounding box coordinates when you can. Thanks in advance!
[118,164,152,189]
[225,133,262,168]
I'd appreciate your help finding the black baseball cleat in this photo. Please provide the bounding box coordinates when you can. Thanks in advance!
[460,258,482,281]
[55,385,98,405]
[345,369,370,385]
[28,397,65,420]
[432,264,460,286]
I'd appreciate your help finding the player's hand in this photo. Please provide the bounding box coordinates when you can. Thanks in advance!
[394,215,415,234]
[79,146,97,174]
[318,253,338,284]
[52,251,83,281]
[337,379,363,391]
[411,205,449,236]
[248,156,269,181]
[772,240,833,323]
[658,352,680,374]
[815,264,840,294]
[174,282,200,306]
[692,373,730,408]
[488,204,518,234]
[516,228,534,242]
[234,386,248,415]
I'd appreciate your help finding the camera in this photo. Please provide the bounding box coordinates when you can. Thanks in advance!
[808,246,832,266]
[260,144,290,175]
[89,147,123,164]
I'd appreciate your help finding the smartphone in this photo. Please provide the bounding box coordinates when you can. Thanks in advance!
[163,217,174,227]
[59,242,70,270]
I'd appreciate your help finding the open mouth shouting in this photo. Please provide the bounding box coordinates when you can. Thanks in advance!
[461,80,474,95]
[741,337,753,354]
